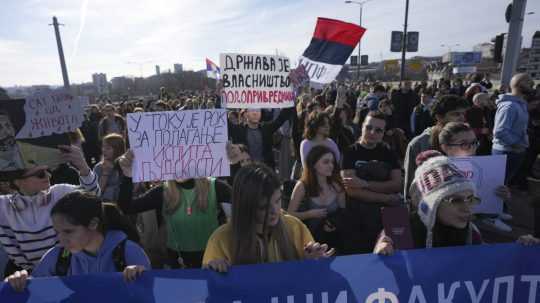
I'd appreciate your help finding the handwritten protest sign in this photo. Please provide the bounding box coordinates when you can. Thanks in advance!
[127,109,230,182]
[15,90,84,139]
[450,155,506,215]
[0,93,76,174]
[220,53,295,109]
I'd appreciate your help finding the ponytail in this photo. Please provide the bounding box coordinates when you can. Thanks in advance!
[101,203,140,243]
[52,191,139,243]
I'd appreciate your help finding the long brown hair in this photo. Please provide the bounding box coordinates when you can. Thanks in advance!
[231,163,299,265]
[303,111,330,140]
[162,178,210,215]
[102,133,126,161]
[300,145,343,197]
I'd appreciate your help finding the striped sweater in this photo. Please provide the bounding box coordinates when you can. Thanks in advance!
[0,171,99,270]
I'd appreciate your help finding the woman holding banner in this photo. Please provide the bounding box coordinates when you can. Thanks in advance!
[0,145,99,277]
[4,191,150,292]
[374,152,540,255]
[203,163,334,273]
[117,151,231,269]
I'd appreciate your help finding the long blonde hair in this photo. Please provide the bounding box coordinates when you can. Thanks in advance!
[162,178,210,215]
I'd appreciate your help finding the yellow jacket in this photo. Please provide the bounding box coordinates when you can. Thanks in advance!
[202,214,314,265]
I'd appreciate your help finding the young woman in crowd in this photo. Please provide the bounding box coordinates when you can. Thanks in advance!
[374,152,540,255]
[300,111,341,168]
[0,145,99,277]
[433,122,513,231]
[117,151,231,269]
[288,145,346,252]
[4,191,149,292]
[98,104,126,140]
[94,133,126,202]
[203,163,334,273]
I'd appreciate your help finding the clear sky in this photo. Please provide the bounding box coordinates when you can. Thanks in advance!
[1,0,539,87]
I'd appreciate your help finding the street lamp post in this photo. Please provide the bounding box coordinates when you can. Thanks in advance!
[345,0,374,81]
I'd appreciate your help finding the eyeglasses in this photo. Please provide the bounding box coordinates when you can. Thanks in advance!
[21,169,48,179]
[364,124,384,134]
[444,140,480,150]
[441,195,481,207]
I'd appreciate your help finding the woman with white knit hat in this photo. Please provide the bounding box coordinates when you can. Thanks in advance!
[374,151,539,255]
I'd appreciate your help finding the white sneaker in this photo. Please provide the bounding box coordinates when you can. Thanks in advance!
[482,218,512,232]
[499,212,513,221]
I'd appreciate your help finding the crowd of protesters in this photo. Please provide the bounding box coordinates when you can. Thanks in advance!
[2,72,540,291]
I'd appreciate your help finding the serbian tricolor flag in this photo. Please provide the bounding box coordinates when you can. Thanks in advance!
[206,58,221,79]
[299,18,366,86]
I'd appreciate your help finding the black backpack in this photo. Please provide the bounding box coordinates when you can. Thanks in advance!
[55,239,127,276]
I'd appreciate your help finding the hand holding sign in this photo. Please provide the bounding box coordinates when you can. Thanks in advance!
[118,150,134,178]
[59,145,90,176]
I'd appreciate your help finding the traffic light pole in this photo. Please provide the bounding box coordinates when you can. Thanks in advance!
[399,0,410,83]
[500,0,527,87]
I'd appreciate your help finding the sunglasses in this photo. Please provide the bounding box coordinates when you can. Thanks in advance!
[441,195,481,207]
[21,169,48,179]
[445,140,480,150]
[365,124,384,134]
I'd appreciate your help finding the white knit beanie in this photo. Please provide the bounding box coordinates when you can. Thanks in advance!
[413,155,476,248]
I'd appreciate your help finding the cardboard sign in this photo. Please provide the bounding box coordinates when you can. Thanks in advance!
[15,90,84,139]
[220,53,294,109]
[0,93,77,173]
[127,109,230,182]
[450,155,506,215]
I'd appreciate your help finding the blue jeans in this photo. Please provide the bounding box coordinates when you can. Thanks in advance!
[492,149,526,185]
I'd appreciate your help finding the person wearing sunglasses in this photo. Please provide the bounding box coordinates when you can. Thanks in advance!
[435,122,513,232]
[340,111,403,254]
[0,145,99,277]
[374,152,539,255]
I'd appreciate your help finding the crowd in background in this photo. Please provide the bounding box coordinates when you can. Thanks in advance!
[2,71,540,290]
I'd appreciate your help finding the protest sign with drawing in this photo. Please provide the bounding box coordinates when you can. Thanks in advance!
[450,155,506,215]
[220,53,295,109]
[127,109,230,182]
[0,90,83,175]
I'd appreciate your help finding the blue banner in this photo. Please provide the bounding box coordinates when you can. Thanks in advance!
[1,243,539,303]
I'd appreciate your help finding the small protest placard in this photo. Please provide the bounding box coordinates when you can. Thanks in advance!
[127,109,230,182]
[0,91,80,174]
[450,155,506,215]
[15,90,84,139]
[220,53,295,109]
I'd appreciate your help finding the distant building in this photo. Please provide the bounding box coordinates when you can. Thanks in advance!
[111,76,134,94]
[473,42,494,59]
[174,64,183,73]
[527,31,540,80]
[155,65,161,75]
[92,73,108,95]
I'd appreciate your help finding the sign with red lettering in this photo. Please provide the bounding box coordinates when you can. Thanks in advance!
[450,155,506,215]
[127,109,230,182]
[220,53,295,109]
[15,90,84,139]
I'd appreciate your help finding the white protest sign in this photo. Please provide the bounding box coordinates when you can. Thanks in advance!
[127,109,230,182]
[15,90,84,139]
[220,53,295,109]
[450,155,506,215]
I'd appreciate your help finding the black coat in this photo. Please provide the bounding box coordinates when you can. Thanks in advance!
[228,108,294,168]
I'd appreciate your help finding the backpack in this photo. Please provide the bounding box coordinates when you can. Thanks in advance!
[55,239,127,276]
